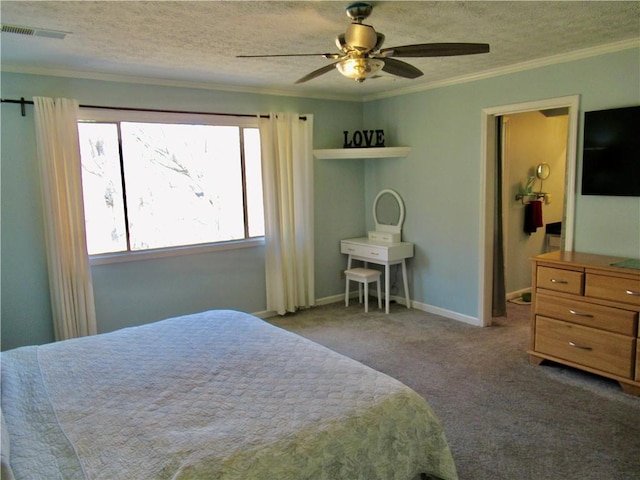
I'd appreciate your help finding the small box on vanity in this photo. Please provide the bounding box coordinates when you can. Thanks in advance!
[368,231,400,243]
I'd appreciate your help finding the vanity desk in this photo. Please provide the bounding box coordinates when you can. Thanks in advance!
[341,237,413,313]
[341,189,414,314]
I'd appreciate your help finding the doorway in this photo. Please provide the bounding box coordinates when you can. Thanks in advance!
[479,96,580,327]
[501,110,569,300]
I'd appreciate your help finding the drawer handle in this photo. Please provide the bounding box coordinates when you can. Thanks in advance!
[568,309,594,318]
[626,290,640,297]
[569,341,592,351]
[550,279,568,284]
[347,248,355,252]
[369,251,380,256]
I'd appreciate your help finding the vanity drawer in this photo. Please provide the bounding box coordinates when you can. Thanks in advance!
[341,242,389,261]
[535,316,635,378]
[537,266,584,295]
[368,231,400,243]
[585,273,640,307]
[535,293,637,336]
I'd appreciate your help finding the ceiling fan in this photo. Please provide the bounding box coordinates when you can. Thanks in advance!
[237,2,490,84]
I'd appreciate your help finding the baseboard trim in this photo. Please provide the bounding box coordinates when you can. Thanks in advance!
[316,293,346,306]
[410,299,480,326]
[275,293,482,327]
[507,287,531,300]
[252,293,347,320]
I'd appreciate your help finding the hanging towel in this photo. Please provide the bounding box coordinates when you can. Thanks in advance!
[524,200,543,235]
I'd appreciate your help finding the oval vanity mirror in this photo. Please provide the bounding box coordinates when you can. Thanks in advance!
[536,162,550,180]
[375,192,402,226]
[536,163,550,193]
[370,189,405,242]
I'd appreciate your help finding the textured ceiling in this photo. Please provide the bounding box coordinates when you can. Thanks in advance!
[1,1,639,100]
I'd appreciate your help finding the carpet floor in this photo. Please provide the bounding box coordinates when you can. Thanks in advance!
[267,301,640,480]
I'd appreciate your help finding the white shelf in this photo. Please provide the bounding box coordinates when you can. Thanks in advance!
[313,147,410,159]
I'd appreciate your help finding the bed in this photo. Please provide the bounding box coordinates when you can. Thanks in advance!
[1,309,457,480]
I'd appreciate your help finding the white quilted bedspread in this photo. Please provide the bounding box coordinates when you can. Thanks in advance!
[1,310,457,480]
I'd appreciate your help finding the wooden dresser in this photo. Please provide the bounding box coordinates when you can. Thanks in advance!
[529,251,640,395]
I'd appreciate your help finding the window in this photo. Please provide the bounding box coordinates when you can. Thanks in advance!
[77,109,264,259]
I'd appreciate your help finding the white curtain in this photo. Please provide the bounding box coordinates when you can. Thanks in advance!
[33,97,97,340]
[259,112,315,315]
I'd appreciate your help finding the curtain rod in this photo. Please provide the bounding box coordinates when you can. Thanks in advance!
[0,97,306,120]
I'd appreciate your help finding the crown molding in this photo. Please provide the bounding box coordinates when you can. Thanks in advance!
[361,38,640,102]
[2,38,637,104]
[0,64,359,103]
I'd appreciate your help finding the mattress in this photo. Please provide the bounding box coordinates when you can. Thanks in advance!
[1,309,457,479]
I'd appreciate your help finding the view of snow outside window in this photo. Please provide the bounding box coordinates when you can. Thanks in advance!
[78,122,264,256]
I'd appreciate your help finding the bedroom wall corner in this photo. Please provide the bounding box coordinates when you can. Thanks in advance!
[1,72,365,347]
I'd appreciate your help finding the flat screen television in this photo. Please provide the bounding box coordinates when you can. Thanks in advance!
[581,105,640,196]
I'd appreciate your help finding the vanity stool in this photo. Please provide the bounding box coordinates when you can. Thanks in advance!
[345,268,382,313]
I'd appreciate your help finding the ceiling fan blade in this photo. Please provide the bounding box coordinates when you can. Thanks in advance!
[380,43,490,58]
[237,53,339,59]
[295,62,339,84]
[381,58,423,79]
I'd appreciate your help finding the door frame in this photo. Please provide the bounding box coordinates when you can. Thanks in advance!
[478,95,580,326]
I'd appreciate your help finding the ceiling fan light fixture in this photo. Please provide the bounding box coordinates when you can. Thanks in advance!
[336,57,384,82]
[237,3,489,85]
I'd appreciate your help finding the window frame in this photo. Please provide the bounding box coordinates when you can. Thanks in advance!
[78,108,264,266]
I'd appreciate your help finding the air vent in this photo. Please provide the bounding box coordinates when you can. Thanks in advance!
[1,24,68,39]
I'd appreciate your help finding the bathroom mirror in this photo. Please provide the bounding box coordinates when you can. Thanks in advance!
[370,189,405,242]
[536,162,550,193]
[536,163,550,180]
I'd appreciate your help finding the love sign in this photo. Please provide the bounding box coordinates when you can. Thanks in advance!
[343,130,385,148]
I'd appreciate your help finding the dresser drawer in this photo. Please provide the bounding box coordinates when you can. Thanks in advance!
[537,266,584,295]
[535,293,637,336]
[585,273,640,307]
[535,316,635,378]
[341,242,389,261]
